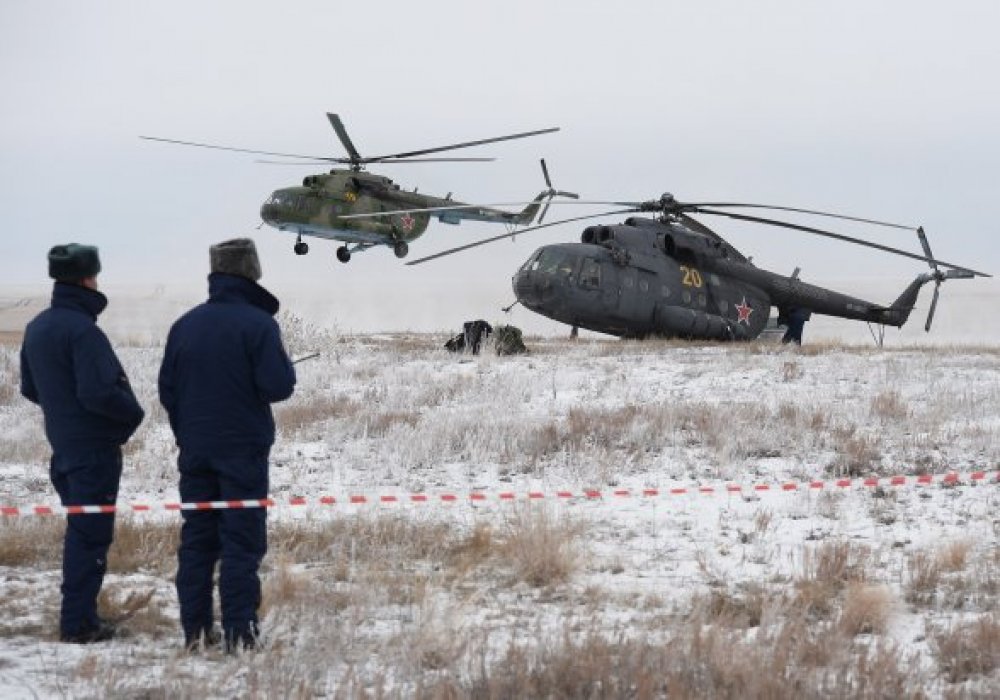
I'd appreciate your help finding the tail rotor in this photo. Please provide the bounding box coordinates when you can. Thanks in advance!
[916,226,975,332]
[538,159,578,224]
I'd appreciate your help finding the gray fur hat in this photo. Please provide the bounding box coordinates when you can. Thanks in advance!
[48,243,101,281]
[209,238,262,281]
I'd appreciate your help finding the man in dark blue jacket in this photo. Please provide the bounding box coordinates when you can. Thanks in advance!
[20,244,145,643]
[158,238,296,651]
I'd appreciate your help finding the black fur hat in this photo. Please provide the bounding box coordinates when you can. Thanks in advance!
[210,238,262,281]
[48,244,101,281]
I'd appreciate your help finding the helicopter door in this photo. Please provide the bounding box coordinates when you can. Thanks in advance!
[617,268,655,328]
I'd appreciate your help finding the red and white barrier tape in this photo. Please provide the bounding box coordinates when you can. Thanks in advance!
[1,470,996,517]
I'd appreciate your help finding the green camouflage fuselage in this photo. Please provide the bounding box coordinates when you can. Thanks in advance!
[260,169,542,248]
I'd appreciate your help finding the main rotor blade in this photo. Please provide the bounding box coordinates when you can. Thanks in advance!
[363,126,559,162]
[326,113,361,162]
[692,208,991,277]
[374,157,496,163]
[541,158,552,189]
[686,203,916,230]
[405,210,633,266]
[256,157,496,165]
[139,135,340,161]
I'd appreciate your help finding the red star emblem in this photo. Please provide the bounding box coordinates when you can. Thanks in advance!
[735,297,754,324]
[400,213,415,232]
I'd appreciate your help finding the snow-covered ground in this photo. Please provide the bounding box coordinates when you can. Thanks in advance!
[0,314,997,697]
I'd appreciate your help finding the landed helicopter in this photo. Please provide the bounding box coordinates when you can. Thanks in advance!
[141,114,575,263]
[395,195,990,344]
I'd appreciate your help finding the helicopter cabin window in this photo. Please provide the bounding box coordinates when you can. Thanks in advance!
[639,278,649,292]
[579,259,601,288]
[698,294,707,308]
[710,274,721,286]
[623,275,634,289]
[682,290,692,304]
[660,285,670,298]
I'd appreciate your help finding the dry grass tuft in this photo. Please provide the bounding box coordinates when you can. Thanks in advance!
[828,427,882,477]
[937,540,972,573]
[97,586,173,638]
[108,517,178,575]
[906,549,943,607]
[447,522,495,577]
[932,614,1000,683]
[870,389,909,422]
[0,518,63,566]
[698,583,769,629]
[499,506,583,588]
[275,393,361,433]
[795,541,873,618]
[838,584,893,636]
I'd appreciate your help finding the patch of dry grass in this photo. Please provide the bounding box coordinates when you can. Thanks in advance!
[838,584,893,636]
[870,389,909,422]
[275,393,362,433]
[0,518,63,566]
[932,614,1000,683]
[499,505,583,588]
[108,517,178,575]
[795,541,874,619]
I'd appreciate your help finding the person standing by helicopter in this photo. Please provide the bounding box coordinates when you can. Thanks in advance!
[20,244,145,643]
[158,238,296,652]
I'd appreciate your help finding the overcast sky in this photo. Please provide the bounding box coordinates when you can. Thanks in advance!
[1,0,997,336]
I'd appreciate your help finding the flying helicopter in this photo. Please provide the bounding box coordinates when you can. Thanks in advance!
[376,194,989,344]
[141,114,575,263]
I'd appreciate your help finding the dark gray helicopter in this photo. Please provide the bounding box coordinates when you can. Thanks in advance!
[401,192,990,343]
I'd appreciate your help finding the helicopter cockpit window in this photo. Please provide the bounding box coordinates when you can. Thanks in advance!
[535,249,573,275]
[522,250,542,272]
[579,258,601,288]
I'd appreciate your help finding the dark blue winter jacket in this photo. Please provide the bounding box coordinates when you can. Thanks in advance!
[20,283,145,452]
[158,274,296,456]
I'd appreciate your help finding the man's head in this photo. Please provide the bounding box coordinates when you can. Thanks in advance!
[48,244,101,289]
[209,238,262,282]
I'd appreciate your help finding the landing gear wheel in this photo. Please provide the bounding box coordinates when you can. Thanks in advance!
[393,241,409,259]
[336,246,351,263]
[293,241,309,255]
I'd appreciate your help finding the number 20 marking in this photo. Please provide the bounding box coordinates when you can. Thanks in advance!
[680,266,703,288]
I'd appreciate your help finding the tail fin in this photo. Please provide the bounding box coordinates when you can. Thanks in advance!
[884,273,935,326]
[514,192,548,226]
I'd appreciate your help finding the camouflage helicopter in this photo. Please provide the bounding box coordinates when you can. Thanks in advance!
[141,114,574,263]
[391,194,989,344]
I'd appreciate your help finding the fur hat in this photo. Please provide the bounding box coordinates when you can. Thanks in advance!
[209,238,262,281]
[48,244,101,281]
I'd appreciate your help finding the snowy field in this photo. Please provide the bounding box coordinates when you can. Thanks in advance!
[0,312,998,697]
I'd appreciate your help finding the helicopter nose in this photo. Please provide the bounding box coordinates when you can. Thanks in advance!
[260,201,280,225]
[513,270,543,306]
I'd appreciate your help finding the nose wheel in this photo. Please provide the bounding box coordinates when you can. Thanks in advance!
[293,237,309,256]
[393,240,409,259]
[336,246,352,263]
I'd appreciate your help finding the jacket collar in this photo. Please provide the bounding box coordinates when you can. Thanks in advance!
[207,273,280,316]
[51,282,108,320]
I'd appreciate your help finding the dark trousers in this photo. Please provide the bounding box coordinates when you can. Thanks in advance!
[50,447,123,637]
[176,452,268,645]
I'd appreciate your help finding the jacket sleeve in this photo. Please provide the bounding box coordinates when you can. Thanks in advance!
[72,326,145,434]
[252,318,296,403]
[19,344,38,404]
[157,327,179,434]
